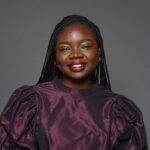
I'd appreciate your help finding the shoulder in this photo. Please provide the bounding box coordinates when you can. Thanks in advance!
[102,89,144,135]
[103,92,147,148]
[11,80,56,97]
[100,87,143,124]
[106,90,141,117]
[1,85,39,120]
[0,82,55,121]
[100,86,141,111]
[32,80,59,95]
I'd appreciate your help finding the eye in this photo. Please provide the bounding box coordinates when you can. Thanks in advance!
[59,46,70,52]
[81,44,92,50]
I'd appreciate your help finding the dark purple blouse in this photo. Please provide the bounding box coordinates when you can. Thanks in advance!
[0,78,148,150]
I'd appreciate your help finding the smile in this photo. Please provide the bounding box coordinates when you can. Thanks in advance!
[68,63,86,72]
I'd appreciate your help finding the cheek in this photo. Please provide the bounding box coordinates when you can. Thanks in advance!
[86,51,99,62]
[55,52,68,69]
[56,52,64,63]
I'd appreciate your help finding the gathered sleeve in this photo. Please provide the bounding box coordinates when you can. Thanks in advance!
[110,95,148,150]
[0,86,39,150]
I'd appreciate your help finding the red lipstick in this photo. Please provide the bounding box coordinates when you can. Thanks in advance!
[68,62,86,72]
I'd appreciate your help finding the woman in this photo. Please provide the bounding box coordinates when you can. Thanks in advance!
[0,15,148,149]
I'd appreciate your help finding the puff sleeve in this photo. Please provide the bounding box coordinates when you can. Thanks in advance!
[0,86,39,150]
[110,95,148,150]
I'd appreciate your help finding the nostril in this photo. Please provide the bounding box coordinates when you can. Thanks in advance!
[69,51,84,59]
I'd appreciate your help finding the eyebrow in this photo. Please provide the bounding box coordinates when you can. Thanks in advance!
[57,39,95,45]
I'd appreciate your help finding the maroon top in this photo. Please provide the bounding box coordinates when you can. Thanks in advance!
[0,78,148,150]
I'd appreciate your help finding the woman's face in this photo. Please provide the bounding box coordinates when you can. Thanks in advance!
[55,23,100,84]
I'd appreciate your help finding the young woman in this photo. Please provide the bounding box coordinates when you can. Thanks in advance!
[0,15,148,149]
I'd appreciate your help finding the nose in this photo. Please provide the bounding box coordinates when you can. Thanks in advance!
[69,47,84,59]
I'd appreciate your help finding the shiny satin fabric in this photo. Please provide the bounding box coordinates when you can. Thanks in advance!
[0,78,148,150]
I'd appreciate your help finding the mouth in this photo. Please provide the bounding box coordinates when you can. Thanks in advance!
[68,63,86,72]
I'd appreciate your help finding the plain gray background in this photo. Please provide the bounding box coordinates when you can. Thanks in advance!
[0,0,149,147]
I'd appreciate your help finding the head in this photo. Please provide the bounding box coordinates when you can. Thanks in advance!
[37,15,111,90]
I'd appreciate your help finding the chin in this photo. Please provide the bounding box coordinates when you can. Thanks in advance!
[59,69,94,81]
[67,74,93,82]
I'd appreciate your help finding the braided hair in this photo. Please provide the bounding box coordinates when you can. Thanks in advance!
[37,15,111,90]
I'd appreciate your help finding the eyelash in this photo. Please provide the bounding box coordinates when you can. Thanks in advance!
[58,45,92,52]
[59,47,70,51]
[81,45,92,49]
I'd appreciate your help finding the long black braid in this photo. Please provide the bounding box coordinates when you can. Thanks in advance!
[37,15,111,90]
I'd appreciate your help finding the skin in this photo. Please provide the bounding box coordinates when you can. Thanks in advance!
[55,23,101,89]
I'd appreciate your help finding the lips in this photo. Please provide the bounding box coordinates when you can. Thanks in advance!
[68,62,86,72]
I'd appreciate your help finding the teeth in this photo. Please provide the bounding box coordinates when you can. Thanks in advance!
[72,64,82,67]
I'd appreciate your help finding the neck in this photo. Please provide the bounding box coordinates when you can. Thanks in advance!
[59,77,94,89]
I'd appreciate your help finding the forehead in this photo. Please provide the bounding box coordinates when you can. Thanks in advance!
[56,23,96,39]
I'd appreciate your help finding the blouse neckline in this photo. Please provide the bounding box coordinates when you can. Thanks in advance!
[52,78,100,95]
